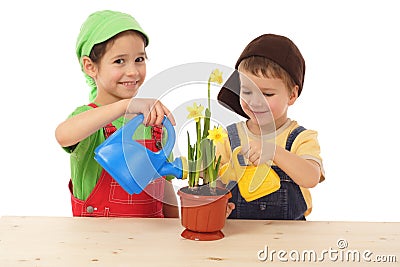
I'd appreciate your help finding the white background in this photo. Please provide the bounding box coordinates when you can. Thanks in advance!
[1,0,399,221]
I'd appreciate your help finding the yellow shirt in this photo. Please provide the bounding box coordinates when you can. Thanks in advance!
[216,119,325,216]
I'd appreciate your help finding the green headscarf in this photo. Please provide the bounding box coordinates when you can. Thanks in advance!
[76,10,149,101]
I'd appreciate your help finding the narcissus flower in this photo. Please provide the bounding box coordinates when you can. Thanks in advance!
[186,102,204,122]
[207,126,227,144]
[209,69,223,84]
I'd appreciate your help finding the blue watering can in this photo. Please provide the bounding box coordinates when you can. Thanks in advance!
[94,114,187,194]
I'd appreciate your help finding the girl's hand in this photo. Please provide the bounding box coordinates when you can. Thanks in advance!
[127,98,176,126]
[241,141,276,165]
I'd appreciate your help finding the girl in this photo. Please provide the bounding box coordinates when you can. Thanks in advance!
[55,10,178,218]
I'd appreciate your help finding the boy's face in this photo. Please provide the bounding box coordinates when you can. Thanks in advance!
[91,31,147,103]
[239,69,297,130]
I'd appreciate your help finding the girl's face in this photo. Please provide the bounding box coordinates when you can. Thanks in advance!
[239,69,297,134]
[91,31,147,104]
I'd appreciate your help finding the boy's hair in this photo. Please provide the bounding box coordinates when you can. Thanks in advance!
[238,56,297,95]
[218,34,305,118]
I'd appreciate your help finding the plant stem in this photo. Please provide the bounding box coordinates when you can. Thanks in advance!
[207,78,211,111]
[194,120,202,186]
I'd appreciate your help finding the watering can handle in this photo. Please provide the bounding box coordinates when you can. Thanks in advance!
[122,114,176,156]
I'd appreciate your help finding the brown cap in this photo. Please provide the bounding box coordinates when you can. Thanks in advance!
[218,34,305,118]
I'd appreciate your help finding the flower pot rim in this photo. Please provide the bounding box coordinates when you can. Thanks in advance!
[178,186,231,198]
[177,186,232,208]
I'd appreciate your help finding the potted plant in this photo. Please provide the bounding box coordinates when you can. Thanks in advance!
[177,69,232,241]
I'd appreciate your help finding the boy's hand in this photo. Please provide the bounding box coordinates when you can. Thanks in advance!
[226,202,235,218]
[127,98,176,126]
[241,141,275,165]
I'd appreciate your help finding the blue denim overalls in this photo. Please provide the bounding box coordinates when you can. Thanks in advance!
[227,123,307,220]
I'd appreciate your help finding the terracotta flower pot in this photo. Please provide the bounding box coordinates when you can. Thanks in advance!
[177,186,232,241]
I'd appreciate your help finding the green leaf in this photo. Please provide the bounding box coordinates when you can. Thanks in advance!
[215,155,222,174]
[202,108,211,139]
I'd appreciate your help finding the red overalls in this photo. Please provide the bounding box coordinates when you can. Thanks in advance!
[68,103,165,217]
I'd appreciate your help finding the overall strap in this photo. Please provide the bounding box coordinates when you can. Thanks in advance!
[285,126,306,151]
[88,102,163,143]
[88,103,117,138]
[227,123,246,165]
[152,125,163,150]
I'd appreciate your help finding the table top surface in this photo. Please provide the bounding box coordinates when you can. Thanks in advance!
[0,216,399,266]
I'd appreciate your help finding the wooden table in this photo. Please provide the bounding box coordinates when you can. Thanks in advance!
[0,216,398,266]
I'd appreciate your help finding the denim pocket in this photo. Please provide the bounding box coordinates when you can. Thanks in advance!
[233,188,288,220]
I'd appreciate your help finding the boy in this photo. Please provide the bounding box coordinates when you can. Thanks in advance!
[217,34,325,220]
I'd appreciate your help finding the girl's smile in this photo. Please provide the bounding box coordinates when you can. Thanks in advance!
[119,80,139,90]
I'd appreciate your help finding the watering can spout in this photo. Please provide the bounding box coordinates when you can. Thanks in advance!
[219,147,241,184]
[158,156,188,179]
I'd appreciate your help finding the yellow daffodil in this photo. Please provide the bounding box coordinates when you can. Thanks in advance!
[186,102,204,122]
[207,126,227,144]
[209,69,223,85]
[187,69,225,188]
